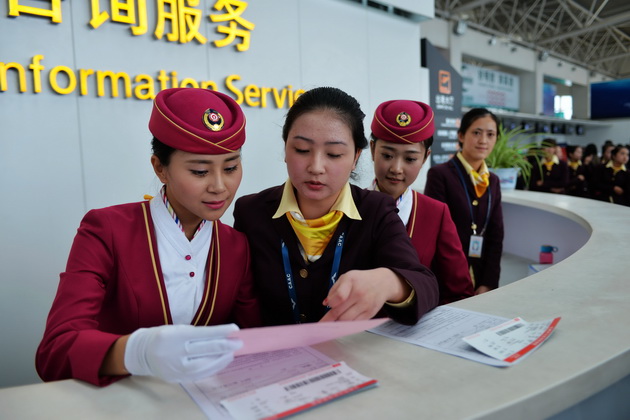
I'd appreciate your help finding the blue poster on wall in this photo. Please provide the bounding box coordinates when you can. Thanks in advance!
[591,78,630,119]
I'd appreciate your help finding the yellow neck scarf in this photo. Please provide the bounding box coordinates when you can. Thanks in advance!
[287,210,344,263]
[544,155,560,171]
[457,153,490,198]
[607,160,627,175]
[568,160,581,171]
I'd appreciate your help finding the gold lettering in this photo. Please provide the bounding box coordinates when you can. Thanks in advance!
[96,70,132,97]
[157,70,170,91]
[90,0,110,28]
[244,84,260,107]
[49,66,77,95]
[271,87,287,108]
[225,74,243,104]
[134,74,155,99]
[29,55,45,93]
[170,71,179,88]
[259,86,272,108]
[9,0,62,23]
[179,78,200,88]
[0,62,27,92]
[200,80,218,90]
[79,69,95,96]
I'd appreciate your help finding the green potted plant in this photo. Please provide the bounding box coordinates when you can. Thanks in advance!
[486,123,545,190]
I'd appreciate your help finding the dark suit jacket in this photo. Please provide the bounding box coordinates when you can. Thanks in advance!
[407,191,473,304]
[424,158,504,290]
[591,164,629,205]
[36,201,261,386]
[233,184,439,326]
[530,160,569,193]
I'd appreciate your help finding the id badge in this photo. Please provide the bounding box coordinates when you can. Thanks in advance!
[468,235,483,258]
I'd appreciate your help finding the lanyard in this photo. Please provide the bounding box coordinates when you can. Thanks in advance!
[281,231,346,324]
[453,161,492,236]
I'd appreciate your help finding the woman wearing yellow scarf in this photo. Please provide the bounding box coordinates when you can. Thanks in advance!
[234,87,439,325]
[424,108,504,295]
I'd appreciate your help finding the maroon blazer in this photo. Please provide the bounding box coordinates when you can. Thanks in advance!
[233,184,439,326]
[36,201,261,386]
[407,191,473,304]
[424,158,504,290]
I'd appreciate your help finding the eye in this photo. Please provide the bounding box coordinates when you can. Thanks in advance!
[295,148,309,154]
[328,153,342,159]
[380,153,393,160]
[224,164,239,173]
[190,170,208,176]
[406,157,418,163]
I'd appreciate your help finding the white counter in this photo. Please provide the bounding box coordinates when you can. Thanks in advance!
[1,191,629,419]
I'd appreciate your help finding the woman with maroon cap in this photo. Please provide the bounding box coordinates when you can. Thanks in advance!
[36,88,261,386]
[368,100,473,304]
[234,87,438,326]
[424,108,504,295]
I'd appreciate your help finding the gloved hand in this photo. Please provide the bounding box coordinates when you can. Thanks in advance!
[124,323,242,383]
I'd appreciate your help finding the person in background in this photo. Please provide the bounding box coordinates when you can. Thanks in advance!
[36,88,261,387]
[582,143,600,196]
[234,87,438,326]
[565,145,588,197]
[529,138,569,194]
[424,108,504,295]
[600,141,614,165]
[591,144,629,206]
[368,99,473,304]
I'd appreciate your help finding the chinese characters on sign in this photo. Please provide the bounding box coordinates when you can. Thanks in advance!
[6,0,255,51]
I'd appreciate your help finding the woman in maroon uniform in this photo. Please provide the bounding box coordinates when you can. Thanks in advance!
[37,88,261,386]
[368,99,473,304]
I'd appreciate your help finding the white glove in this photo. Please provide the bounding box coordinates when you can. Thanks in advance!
[124,323,242,383]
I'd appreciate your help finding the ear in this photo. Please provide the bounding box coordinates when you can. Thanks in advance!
[352,149,362,171]
[369,140,376,161]
[151,155,168,184]
[423,148,432,164]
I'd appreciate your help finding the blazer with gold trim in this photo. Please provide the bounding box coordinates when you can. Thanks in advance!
[407,191,474,304]
[36,201,260,386]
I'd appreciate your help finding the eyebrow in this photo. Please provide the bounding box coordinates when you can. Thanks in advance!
[186,154,241,164]
[380,145,422,154]
[293,135,349,146]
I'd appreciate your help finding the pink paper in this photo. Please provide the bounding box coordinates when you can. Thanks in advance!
[231,318,389,356]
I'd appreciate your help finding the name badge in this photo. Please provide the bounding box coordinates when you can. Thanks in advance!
[469,235,484,258]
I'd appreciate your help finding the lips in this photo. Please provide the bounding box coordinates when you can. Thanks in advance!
[204,200,225,210]
[306,181,324,190]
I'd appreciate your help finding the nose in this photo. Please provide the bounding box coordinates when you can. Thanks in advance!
[389,157,403,174]
[206,171,227,194]
[307,152,325,174]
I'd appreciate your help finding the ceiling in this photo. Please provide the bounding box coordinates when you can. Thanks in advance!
[434,0,630,80]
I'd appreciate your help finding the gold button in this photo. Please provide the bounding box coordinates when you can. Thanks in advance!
[299,268,308,278]
[472,200,479,206]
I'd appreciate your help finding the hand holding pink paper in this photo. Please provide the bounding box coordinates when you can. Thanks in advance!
[230,318,389,356]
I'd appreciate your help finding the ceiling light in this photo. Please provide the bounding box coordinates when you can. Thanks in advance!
[488,36,497,46]
[453,20,467,36]
[538,51,549,62]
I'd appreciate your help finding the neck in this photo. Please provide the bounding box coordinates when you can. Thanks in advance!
[461,152,483,172]
[296,194,338,220]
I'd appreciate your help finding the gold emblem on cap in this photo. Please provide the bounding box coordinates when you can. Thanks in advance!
[203,109,224,132]
[396,111,411,127]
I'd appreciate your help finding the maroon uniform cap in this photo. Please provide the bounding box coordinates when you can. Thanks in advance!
[149,88,246,154]
[371,100,434,144]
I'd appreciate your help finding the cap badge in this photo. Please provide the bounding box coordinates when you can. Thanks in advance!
[203,109,224,131]
[396,111,411,127]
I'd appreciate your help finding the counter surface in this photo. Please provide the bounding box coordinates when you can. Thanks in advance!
[2,191,629,420]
